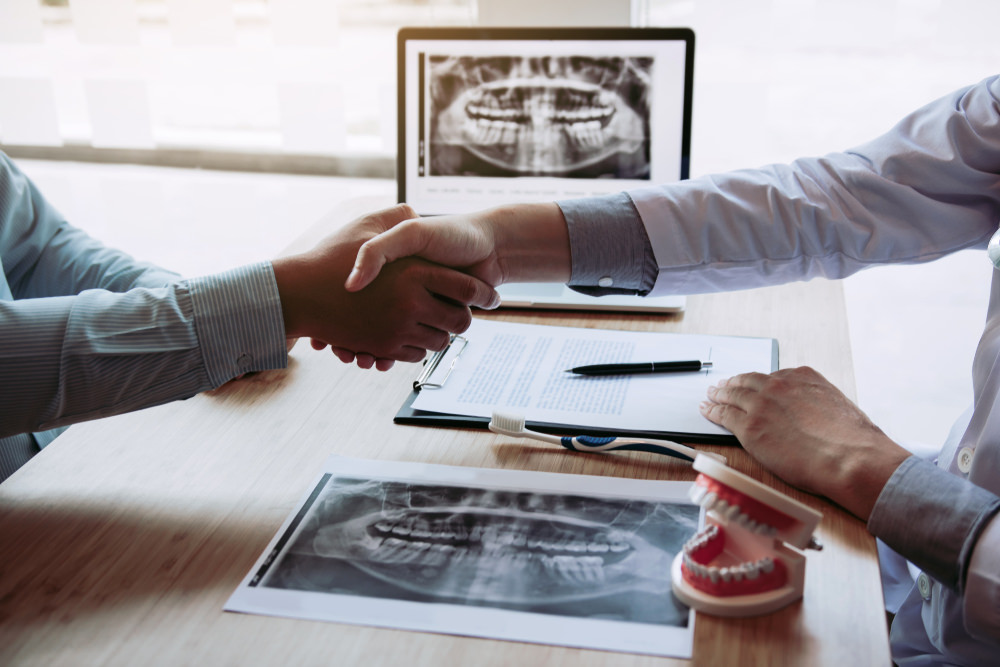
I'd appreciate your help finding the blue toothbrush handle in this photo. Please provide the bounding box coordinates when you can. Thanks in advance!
[560,435,695,461]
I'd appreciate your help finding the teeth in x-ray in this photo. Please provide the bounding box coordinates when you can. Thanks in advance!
[311,507,671,604]
[435,74,645,175]
[368,513,631,558]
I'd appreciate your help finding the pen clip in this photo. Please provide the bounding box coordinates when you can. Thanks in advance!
[414,335,468,390]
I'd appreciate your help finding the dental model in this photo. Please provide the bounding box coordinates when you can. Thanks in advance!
[670,453,822,617]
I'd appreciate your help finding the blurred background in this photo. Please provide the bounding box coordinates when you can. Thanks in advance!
[1,0,998,451]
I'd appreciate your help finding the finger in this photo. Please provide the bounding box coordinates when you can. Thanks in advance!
[330,346,356,364]
[367,345,428,365]
[422,266,501,311]
[373,203,418,231]
[706,371,773,403]
[699,399,748,432]
[397,345,429,363]
[355,353,376,369]
[719,372,771,391]
[414,296,474,340]
[346,222,427,292]
[403,323,453,354]
[706,380,761,410]
[310,338,327,351]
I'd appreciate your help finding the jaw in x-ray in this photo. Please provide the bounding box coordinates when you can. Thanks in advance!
[265,477,696,626]
[429,55,653,179]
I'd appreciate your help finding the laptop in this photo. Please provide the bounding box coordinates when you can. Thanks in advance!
[397,27,695,312]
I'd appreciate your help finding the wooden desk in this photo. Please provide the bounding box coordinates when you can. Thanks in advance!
[0,203,889,666]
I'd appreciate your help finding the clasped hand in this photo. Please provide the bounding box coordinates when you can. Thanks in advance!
[271,204,500,371]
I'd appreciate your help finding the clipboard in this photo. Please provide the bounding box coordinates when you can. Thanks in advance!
[394,320,779,446]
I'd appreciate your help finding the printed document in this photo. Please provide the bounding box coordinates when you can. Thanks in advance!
[411,318,776,436]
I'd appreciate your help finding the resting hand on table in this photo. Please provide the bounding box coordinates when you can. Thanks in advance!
[271,204,499,370]
[699,366,911,522]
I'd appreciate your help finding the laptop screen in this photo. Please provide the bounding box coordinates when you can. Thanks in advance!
[398,27,694,215]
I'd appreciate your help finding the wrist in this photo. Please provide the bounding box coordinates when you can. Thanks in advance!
[271,254,311,339]
[489,203,571,283]
[835,433,910,521]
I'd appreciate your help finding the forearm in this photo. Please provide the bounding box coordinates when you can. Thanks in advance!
[559,77,1000,297]
[488,202,572,284]
[26,220,181,295]
[1,152,180,298]
[0,263,286,437]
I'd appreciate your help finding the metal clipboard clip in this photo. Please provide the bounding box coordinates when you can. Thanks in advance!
[413,335,468,390]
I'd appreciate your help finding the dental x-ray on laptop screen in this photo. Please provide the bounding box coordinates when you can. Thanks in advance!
[397,27,694,313]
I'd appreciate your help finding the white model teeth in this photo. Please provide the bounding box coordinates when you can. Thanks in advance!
[683,553,776,583]
[688,484,778,537]
[689,483,707,504]
[682,523,719,555]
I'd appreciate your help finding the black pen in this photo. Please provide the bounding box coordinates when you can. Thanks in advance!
[565,360,713,376]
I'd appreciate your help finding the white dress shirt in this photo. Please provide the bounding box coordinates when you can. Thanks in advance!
[559,74,1000,664]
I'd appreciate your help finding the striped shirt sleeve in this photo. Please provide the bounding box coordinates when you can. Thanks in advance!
[1,265,287,437]
[1,151,288,439]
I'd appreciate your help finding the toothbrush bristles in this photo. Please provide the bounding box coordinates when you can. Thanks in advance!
[488,411,526,435]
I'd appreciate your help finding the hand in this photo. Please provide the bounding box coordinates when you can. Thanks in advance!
[313,339,393,371]
[272,205,500,366]
[345,202,572,293]
[699,366,910,521]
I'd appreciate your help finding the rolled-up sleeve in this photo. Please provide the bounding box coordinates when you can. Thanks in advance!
[557,192,658,295]
[964,508,1000,641]
[868,457,1000,592]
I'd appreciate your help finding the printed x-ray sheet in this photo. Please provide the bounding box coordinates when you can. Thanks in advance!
[226,456,698,658]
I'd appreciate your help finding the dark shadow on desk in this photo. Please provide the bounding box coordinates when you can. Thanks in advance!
[0,502,279,634]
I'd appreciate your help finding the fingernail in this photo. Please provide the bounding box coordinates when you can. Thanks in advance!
[699,401,712,412]
[706,384,717,396]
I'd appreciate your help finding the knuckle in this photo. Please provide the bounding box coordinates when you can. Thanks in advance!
[450,307,473,334]
[429,330,451,352]
[706,402,726,420]
[454,277,478,305]
[400,347,427,363]
[395,203,418,220]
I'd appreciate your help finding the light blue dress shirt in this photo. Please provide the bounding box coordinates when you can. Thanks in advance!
[0,152,288,480]
[559,75,1000,665]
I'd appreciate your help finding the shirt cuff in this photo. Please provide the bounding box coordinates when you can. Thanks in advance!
[187,261,287,387]
[965,513,1000,641]
[556,192,657,295]
[868,456,1000,592]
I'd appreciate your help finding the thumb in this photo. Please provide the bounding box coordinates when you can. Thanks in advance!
[345,222,427,292]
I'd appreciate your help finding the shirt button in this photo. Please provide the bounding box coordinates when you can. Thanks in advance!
[957,447,975,474]
[917,572,932,601]
[598,276,614,288]
[237,353,253,373]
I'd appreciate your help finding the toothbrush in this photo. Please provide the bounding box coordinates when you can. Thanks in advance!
[488,411,702,462]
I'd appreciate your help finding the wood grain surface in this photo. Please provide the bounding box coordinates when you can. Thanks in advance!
[0,201,890,666]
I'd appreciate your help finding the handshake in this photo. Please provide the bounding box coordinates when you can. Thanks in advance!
[270,201,572,371]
